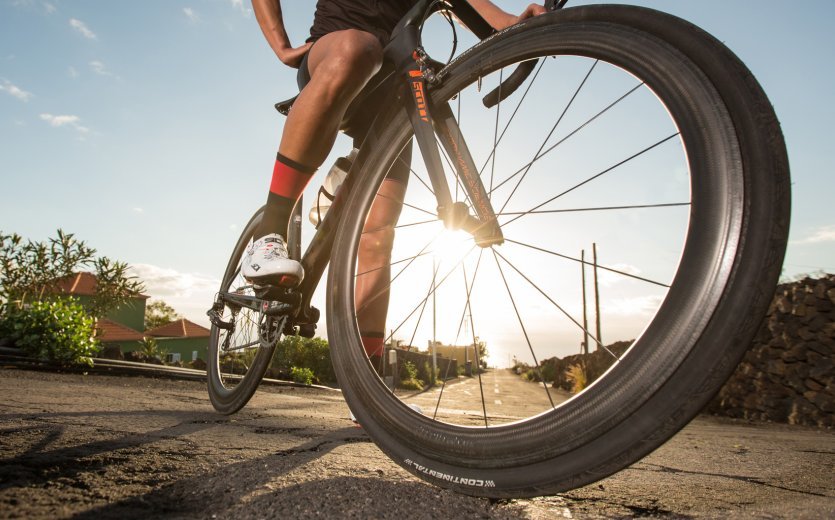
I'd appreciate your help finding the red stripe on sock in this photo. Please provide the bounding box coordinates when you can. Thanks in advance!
[362,336,384,358]
[269,160,313,199]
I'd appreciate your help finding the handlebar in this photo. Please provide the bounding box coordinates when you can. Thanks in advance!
[481,1,566,108]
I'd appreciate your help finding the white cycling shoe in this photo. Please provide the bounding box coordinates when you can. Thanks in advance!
[241,233,304,287]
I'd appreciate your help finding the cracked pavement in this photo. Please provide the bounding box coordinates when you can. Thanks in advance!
[1,368,833,519]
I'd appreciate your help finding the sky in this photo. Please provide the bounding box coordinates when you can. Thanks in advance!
[1,1,834,364]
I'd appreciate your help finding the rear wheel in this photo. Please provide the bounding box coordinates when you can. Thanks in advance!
[326,6,789,497]
[207,210,278,415]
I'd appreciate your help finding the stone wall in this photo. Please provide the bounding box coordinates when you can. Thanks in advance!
[707,274,835,428]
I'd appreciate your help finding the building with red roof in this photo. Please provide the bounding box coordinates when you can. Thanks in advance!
[54,272,148,353]
[52,272,210,362]
[145,318,211,363]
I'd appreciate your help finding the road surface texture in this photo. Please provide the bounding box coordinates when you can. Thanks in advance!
[1,367,833,519]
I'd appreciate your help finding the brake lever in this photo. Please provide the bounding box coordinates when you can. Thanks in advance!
[481,1,565,108]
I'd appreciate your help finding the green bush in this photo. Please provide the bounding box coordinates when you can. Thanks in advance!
[290,366,315,385]
[423,361,439,386]
[2,298,100,366]
[399,361,424,390]
[271,335,335,384]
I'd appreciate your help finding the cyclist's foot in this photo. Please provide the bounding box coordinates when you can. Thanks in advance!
[242,233,303,286]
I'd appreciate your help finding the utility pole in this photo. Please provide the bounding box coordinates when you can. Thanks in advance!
[581,249,589,356]
[593,242,602,350]
[432,257,437,385]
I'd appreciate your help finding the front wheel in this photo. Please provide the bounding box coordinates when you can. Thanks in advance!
[326,6,789,497]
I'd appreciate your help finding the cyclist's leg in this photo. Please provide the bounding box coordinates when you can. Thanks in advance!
[255,29,384,242]
[280,30,383,167]
[355,144,412,358]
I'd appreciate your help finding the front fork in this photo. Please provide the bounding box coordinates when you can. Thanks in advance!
[402,47,504,247]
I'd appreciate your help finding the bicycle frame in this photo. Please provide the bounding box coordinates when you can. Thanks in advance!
[225,0,562,329]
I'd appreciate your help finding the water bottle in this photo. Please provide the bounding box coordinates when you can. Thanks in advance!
[309,148,357,227]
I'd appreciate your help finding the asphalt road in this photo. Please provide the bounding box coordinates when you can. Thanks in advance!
[398,366,568,426]
[1,368,833,519]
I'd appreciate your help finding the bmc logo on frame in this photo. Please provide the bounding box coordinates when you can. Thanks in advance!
[404,459,496,488]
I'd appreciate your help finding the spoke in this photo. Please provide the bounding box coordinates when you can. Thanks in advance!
[433,250,485,420]
[384,245,477,344]
[392,145,435,197]
[356,248,434,278]
[455,93,461,201]
[361,218,437,237]
[437,130,474,208]
[497,202,690,216]
[375,191,437,218]
[477,59,547,180]
[395,219,437,230]
[466,271,489,428]
[500,132,680,229]
[497,60,598,216]
[409,164,435,197]
[504,238,670,288]
[492,248,619,360]
[490,81,645,196]
[489,67,503,197]
[356,230,444,315]
[491,249,555,408]
[406,261,440,353]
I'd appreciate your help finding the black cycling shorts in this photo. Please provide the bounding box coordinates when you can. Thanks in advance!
[306,0,414,47]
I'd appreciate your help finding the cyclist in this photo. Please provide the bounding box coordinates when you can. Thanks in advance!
[245,0,547,357]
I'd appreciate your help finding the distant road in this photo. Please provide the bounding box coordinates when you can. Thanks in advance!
[400,368,569,426]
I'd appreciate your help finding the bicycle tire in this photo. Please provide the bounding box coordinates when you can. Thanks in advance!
[326,5,789,498]
[207,209,278,415]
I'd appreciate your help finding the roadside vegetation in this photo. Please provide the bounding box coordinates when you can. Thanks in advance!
[513,340,633,394]
[268,335,336,385]
[0,230,144,367]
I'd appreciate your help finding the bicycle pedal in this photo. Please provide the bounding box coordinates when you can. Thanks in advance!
[261,300,293,317]
[254,284,301,306]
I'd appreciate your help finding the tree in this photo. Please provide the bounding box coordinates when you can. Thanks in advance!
[144,300,181,330]
[0,229,144,317]
[475,337,488,369]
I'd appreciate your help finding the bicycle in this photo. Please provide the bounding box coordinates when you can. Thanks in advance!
[206,0,790,498]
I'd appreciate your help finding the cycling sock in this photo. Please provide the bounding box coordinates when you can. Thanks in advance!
[258,153,317,238]
[361,332,385,357]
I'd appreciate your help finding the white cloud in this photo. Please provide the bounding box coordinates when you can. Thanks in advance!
[0,79,33,102]
[183,7,200,23]
[39,113,90,134]
[44,2,56,14]
[796,225,835,245]
[69,18,96,39]
[68,66,79,79]
[132,207,144,214]
[130,263,220,326]
[602,294,665,317]
[229,0,252,16]
[595,263,642,288]
[131,264,219,299]
[89,60,112,76]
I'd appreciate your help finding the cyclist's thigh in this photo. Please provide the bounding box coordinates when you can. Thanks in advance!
[304,30,383,81]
